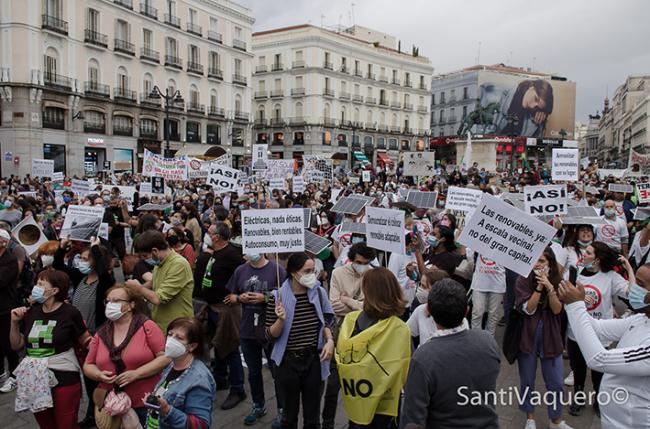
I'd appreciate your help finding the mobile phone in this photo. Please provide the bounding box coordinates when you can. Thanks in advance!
[569,266,578,285]
[144,394,160,411]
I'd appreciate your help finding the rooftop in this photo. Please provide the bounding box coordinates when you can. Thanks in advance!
[434,63,569,80]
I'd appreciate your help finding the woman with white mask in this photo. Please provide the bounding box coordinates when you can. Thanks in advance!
[144,317,216,429]
[83,284,168,426]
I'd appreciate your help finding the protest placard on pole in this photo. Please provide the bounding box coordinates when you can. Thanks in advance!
[115,186,137,210]
[524,185,568,216]
[292,175,304,194]
[365,207,405,255]
[31,159,54,178]
[445,186,483,214]
[252,144,269,171]
[142,149,188,180]
[403,152,436,176]
[637,183,650,204]
[362,170,371,182]
[264,159,294,180]
[552,149,579,182]
[458,194,556,277]
[60,205,105,242]
[241,208,305,254]
[207,165,240,193]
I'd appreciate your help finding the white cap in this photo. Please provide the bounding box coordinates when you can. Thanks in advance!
[0,229,10,242]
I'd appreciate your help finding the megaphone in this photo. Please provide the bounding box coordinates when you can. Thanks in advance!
[12,216,48,256]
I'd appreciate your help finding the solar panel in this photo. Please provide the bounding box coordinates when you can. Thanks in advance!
[137,203,172,211]
[339,222,366,235]
[567,206,599,217]
[304,230,331,255]
[608,183,634,193]
[303,208,312,228]
[352,195,376,204]
[584,186,600,195]
[398,188,410,198]
[330,196,370,215]
[560,217,606,225]
[633,207,650,221]
[406,191,438,209]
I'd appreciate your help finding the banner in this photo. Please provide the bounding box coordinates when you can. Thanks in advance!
[252,144,269,171]
[366,207,406,255]
[551,148,579,182]
[207,165,241,193]
[264,159,295,180]
[188,154,231,179]
[31,159,54,178]
[458,194,556,277]
[241,208,305,253]
[303,156,333,182]
[60,205,105,242]
[630,150,650,168]
[637,183,650,204]
[445,187,483,214]
[292,175,304,194]
[403,152,436,176]
[142,149,188,181]
[524,185,568,216]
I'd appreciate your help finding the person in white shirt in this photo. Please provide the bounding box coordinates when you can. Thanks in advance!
[559,263,650,429]
[563,224,594,272]
[388,234,418,315]
[469,252,506,335]
[565,241,634,417]
[629,218,650,270]
[596,200,629,256]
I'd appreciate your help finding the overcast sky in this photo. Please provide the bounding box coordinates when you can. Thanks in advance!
[239,0,650,123]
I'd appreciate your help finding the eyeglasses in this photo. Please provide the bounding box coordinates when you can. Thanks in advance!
[105,299,130,305]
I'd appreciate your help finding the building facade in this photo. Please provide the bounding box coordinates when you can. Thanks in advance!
[578,115,600,161]
[251,24,433,166]
[0,0,254,177]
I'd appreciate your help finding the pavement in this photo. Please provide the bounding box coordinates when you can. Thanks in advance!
[0,324,602,429]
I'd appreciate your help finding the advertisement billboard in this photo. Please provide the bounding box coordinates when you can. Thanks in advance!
[458,71,576,139]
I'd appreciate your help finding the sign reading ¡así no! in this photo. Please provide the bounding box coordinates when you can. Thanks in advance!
[207,165,240,192]
[524,185,568,216]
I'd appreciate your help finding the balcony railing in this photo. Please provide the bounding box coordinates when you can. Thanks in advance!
[340,65,350,74]
[140,2,158,19]
[234,111,250,121]
[208,106,225,117]
[140,47,160,63]
[254,91,268,99]
[114,0,133,9]
[339,92,351,100]
[323,62,333,70]
[114,39,135,55]
[290,117,306,126]
[292,61,305,69]
[365,122,377,130]
[186,22,202,36]
[354,70,363,77]
[366,73,376,80]
[208,31,222,43]
[447,117,457,124]
[379,99,389,106]
[390,101,401,109]
[140,126,158,138]
[42,14,68,35]
[113,124,133,136]
[165,55,182,69]
[140,93,161,107]
[323,88,335,97]
[353,94,363,103]
[187,61,204,75]
[271,63,283,72]
[164,14,181,28]
[187,102,205,114]
[403,103,413,111]
[113,87,137,102]
[379,75,388,83]
[270,89,284,98]
[404,80,412,88]
[403,127,413,134]
[43,72,72,91]
[439,117,447,124]
[269,118,285,127]
[365,97,377,105]
[419,83,427,90]
[291,88,305,97]
[84,81,110,98]
[417,105,428,113]
[378,125,389,132]
[232,39,246,51]
[255,65,267,73]
[84,29,108,48]
[392,78,401,85]
[388,126,400,133]
[254,118,267,127]
[207,67,223,79]
[322,117,337,127]
[232,74,247,86]
[84,123,106,134]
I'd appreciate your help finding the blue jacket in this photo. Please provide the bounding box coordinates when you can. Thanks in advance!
[149,359,216,429]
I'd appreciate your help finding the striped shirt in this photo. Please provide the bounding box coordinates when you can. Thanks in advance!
[72,278,97,333]
[266,293,320,351]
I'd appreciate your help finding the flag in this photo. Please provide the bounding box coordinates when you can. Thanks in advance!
[520,152,529,170]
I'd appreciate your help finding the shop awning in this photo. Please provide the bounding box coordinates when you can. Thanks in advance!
[353,151,370,165]
[330,152,348,160]
[377,152,394,164]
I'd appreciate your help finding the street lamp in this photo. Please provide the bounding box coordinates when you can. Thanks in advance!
[149,86,183,157]
[349,121,363,171]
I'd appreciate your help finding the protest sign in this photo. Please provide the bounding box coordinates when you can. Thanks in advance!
[151,177,165,195]
[580,157,590,169]
[630,150,650,168]
[403,152,436,176]
[269,178,285,191]
[139,182,152,195]
[12,216,48,255]
[115,186,137,210]
[98,222,109,240]
[188,154,231,179]
[71,179,91,197]
[264,159,294,180]
[458,194,556,277]
[362,170,371,182]
[31,159,54,178]
[303,156,333,182]
[637,183,650,204]
[308,170,326,184]
[51,171,64,182]
[552,149,579,181]
[292,175,304,194]
[252,144,269,171]
[608,183,634,194]
[207,165,240,192]
[445,187,483,214]
[241,208,305,254]
[142,149,188,180]
[524,185,568,216]
[60,205,105,242]
[365,207,406,255]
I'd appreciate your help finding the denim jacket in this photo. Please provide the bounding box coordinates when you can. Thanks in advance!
[148,358,216,429]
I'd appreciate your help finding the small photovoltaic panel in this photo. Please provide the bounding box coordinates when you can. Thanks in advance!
[608,183,634,193]
[567,207,599,217]
[406,191,438,209]
[304,230,331,255]
[330,196,369,215]
[398,188,410,198]
[561,217,606,225]
[585,186,600,195]
[633,207,650,221]
[339,222,366,235]
[303,208,311,228]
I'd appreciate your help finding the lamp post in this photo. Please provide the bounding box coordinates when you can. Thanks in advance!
[504,113,520,171]
[349,121,362,171]
[149,86,184,157]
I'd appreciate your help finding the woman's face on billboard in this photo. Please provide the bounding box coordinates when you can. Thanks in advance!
[522,85,546,111]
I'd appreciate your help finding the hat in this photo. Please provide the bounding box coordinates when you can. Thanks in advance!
[236,195,249,203]
[0,229,10,241]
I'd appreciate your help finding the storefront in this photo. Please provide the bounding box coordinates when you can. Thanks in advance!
[43,143,66,174]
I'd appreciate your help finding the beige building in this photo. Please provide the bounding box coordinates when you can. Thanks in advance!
[0,0,254,177]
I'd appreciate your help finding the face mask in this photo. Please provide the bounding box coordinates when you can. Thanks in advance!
[63,197,71,203]
[171,218,182,226]
[352,263,370,274]
[164,336,188,359]
[31,286,48,304]
[321,217,329,226]
[3,200,12,208]
[628,283,649,310]
[77,261,92,275]
[105,302,125,321]
[440,219,451,227]
[577,239,592,248]
[416,286,429,304]
[351,236,364,244]
[203,234,213,249]
[248,198,255,204]
[582,260,595,270]
[298,273,317,289]
[604,208,617,218]
[427,236,439,248]
[146,257,160,266]
[41,255,54,267]
[247,253,262,263]
[238,204,246,210]
[167,235,180,246]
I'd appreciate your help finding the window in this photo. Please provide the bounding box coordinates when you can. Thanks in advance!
[143,29,152,49]
[342,57,347,69]
[234,58,242,75]
[294,132,304,145]
[274,78,281,90]
[188,8,197,24]
[324,52,330,64]
[45,0,62,17]
[113,115,133,136]
[295,50,303,61]
[117,67,129,90]
[84,111,105,134]
[325,77,330,90]
[259,55,265,66]
[189,45,199,63]
[210,91,218,108]
[210,17,218,31]
[235,26,242,39]
[140,118,158,138]
[389,138,398,150]
[87,8,99,31]
[167,0,175,15]
[207,124,220,145]
[354,84,360,95]
[432,94,436,105]
[235,95,242,113]
[380,89,386,104]
[405,72,410,85]
[116,19,129,41]
[295,76,303,88]
[189,86,199,104]
[364,136,373,148]
[142,74,153,95]
[450,89,455,100]
[164,119,180,141]
[462,106,467,120]
[337,134,347,146]
[209,51,220,69]
[295,102,303,118]
[166,37,177,57]
[354,60,360,73]
[88,62,99,84]
[259,80,266,91]
[377,137,386,149]
[43,143,66,173]
[450,107,455,122]
[439,110,444,121]
[322,131,331,146]
[440,92,445,103]
[186,121,200,142]
[420,75,425,88]
[44,53,57,77]
[463,87,468,99]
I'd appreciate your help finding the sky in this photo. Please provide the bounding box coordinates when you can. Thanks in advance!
[238,0,650,123]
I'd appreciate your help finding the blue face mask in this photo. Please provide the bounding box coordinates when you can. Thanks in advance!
[577,240,592,248]
[427,236,439,248]
[63,197,71,203]
[247,253,262,263]
[582,261,595,270]
[77,261,92,275]
[30,286,48,304]
[628,283,649,310]
[146,257,161,266]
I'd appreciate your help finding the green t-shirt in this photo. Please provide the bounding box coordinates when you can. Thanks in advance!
[152,251,194,333]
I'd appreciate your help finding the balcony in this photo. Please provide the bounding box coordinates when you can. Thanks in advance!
[450,96,457,102]
[379,75,388,83]
[84,81,110,98]
[140,2,158,19]
[365,97,377,105]
[352,94,363,103]
[390,101,401,109]
[269,118,285,127]
[323,62,333,70]
[232,39,246,51]
[354,70,363,78]
[114,0,133,9]
[113,123,133,136]
[187,61,204,75]
[417,105,428,113]
[378,125,389,132]
[164,14,181,28]
[207,67,223,80]
[254,118,267,127]
[379,99,389,107]
[187,22,202,36]
[292,61,305,69]
[447,117,457,124]
[390,125,401,133]
[113,87,137,103]
[187,102,205,114]
[254,91,268,99]
[234,111,249,122]
[340,65,350,74]
[322,117,337,127]
[140,126,158,138]
[403,103,413,111]
[208,106,225,117]
[439,117,447,124]
[419,83,427,90]
[140,93,161,107]
[165,55,183,69]
[84,29,108,48]
[255,65,267,73]
[43,72,73,91]
[114,39,135,56]
[323,88,335,97]
[140,47,160,63]
[290,117,307,126]
[392,78,401,85]
[270,89,284,98]
[42,15,68,35]
[271,63,283,72]
[232,74,247,86]
[84,123,106,134]
[404,80,412,88]
[403,127,413,134]
[168,102,184,112]
[366,73,376,80]
[291,87,305,97]
[365,122,377,130]
[208,31,222,43]
[339,92,351,100]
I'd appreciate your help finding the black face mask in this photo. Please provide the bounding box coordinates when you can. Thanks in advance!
[167,236,180,246]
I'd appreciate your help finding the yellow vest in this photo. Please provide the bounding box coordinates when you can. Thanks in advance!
[335,311,411,425]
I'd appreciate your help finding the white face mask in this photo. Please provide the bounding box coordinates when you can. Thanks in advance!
[416,285,430,304]
[202,234,213,252]
[298,273,317,289]
[105,302,125,321]
[164,336,188,359]
[41,254,54,267]
[352,263,370,274]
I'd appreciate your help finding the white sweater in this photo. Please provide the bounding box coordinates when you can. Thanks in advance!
[565,302,650,429]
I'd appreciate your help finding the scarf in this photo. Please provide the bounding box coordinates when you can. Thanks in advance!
[97,313,148,376]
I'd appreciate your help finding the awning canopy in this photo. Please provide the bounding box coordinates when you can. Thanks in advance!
[377,152,394,164]
[330,152,348,160]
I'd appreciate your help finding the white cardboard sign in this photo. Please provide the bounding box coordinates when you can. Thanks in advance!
[365,207,406,255]
[292,175,304,194]
[362,170,371,182]
[403,152,436,176]
[32,159,54,178]
[458,194,556,277]
[445,186,483,214]
[269,178,285,191]
[241,208,305,254]
[524,185,568,216]
[71,179,91,197]
[552,149,579,182]
[252,144,269,171]
[52,171,64,182]
[207,165,240,193]
[60,205,105,242]
[637,183,650,204]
